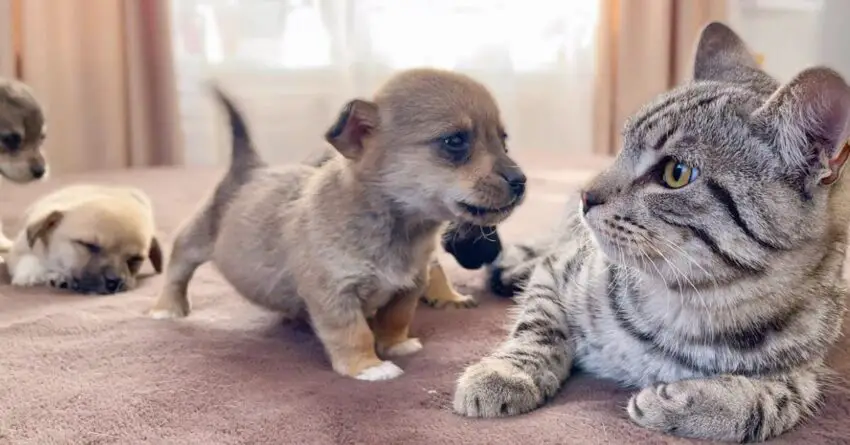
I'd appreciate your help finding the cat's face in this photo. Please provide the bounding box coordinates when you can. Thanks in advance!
[580,23,850,289]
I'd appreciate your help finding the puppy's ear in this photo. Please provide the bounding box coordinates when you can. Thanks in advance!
[148,237,164,274]
[324,99,379,160]
[26,210,63,248]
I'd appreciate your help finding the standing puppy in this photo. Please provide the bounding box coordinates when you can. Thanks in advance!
[0,78,48,250]
[149,69,526,381]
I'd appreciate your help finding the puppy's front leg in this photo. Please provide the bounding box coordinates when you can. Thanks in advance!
[421,260,477,309]
[306,293,402,381]
[373,285,425,357]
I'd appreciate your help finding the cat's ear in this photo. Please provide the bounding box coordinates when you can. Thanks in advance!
[753,67,850,184]
[692,22,762,83]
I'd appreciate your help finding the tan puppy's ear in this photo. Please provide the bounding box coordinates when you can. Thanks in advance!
[324,99,379,160]
[148,237,164,274]
[26,210,63,248]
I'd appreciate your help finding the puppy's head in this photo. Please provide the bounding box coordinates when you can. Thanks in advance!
[26,200,162,295]
[324,68,526,226]
[0,79,47,183]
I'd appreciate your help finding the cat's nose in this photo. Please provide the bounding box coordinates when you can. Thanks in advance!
[581,190,605,214]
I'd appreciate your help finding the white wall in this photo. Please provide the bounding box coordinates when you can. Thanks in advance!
[818,0,850,79]
[727,0,823,82]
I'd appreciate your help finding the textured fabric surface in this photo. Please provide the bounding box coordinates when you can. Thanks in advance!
[1,166,849,445]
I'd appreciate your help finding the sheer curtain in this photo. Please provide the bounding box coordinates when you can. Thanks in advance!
[171,0,600,166]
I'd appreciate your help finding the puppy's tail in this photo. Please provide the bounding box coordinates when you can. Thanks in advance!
[209,84,264,180]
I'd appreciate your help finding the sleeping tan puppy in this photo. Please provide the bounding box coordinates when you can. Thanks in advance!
[149,69,526,381]
[0,78,49,250]
[7,185,163,294]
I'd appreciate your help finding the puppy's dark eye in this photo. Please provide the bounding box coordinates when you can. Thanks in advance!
[76,241,101,254]
[127,255,144,273]
[439,131,471,162]
[500,131,509,152]
[1,133,22,151]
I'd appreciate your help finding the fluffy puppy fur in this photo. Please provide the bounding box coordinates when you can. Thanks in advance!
[305,148,502,308]
[7,185,163,294]
[149,69,526,381]
[0,78,48,250]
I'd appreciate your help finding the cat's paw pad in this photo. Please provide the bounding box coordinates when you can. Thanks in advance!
[356,361,404,381]
[627,382,696,433]
[453,359,542,418]
[421,293,478,309]
[382,338,423,357]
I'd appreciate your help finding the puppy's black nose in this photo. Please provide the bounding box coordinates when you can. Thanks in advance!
[104,277,124,293]
[502,170,527,198]
[581,190,604,215]
[30,164,45,179]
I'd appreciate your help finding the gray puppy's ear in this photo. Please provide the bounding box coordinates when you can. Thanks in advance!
[324,99,379,160]
[692,21,765,85]
[148,236,163,274]
[26,210,63,248]
[753,67,850,186]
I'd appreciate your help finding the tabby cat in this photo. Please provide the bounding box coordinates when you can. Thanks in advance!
[453,22,850,443]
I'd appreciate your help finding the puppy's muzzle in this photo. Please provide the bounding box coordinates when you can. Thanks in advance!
[29,162,45,179]
[501,166,527,201]
[70,272,127,295]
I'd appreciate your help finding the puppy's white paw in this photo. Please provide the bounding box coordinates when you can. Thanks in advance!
[356,361,404,381]
[422,292,478,309]
[0,234,13,252]
[10,254,48,287]
[383,338,423,357]
[148,309,187,320]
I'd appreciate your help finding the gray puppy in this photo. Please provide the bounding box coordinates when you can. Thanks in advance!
[149,69,526,381]
[0,78,48,250]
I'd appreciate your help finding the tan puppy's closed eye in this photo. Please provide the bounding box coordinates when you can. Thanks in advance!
[8,184,161,295]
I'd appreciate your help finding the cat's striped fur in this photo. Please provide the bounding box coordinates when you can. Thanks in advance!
[453,22,850,443]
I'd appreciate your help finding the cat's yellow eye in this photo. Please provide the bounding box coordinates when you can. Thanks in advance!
[662,159,699,189]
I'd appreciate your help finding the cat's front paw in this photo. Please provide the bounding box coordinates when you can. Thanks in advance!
[629,380,745,442]
[453,358,542,418]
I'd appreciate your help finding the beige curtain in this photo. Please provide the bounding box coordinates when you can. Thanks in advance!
[13,0,183,174]
[593,0,727,155]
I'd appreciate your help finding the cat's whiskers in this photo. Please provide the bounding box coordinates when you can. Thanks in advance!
[646,239,712,321]
[654,236,721,292]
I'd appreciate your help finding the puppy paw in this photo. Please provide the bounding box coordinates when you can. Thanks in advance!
[148,291,191,319]
[355,361,404,381]
[453,358,542,417]
[382,338,423,357]
[9,255,49,287]
[421,293,478,309]
[47,275,74,291]
[0,234,13,252]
